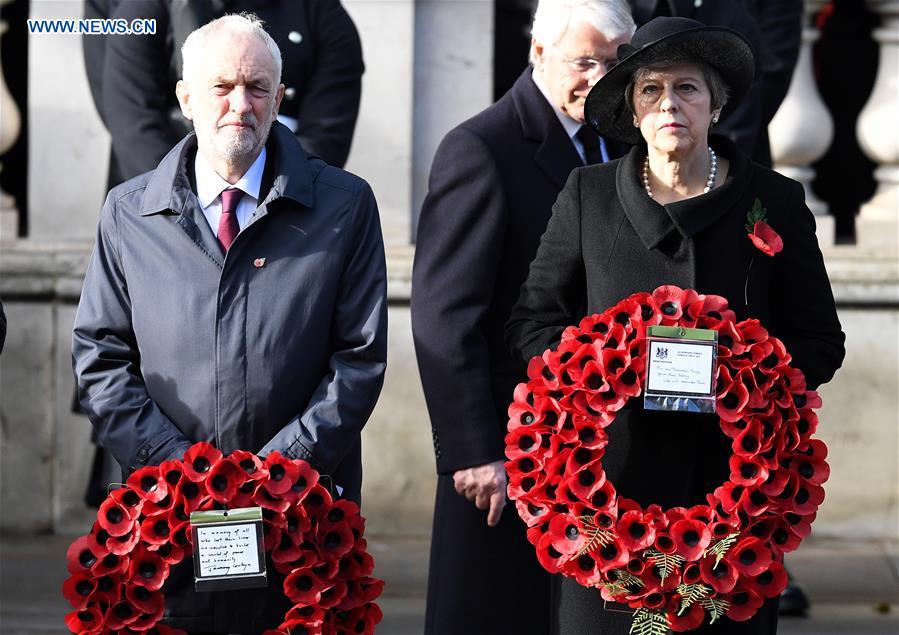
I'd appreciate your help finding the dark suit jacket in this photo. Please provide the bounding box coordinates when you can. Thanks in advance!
[85,0,363,183]
[412,68,625,476]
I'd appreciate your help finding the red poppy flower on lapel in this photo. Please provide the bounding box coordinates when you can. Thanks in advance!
[66,534,109,575]
[728,537,773,576]
[181,442,222,482]
[129,548,169,591]
[669,519,711,561]
[65,606,104,634]
[669,599,705,632]
[617,510,656,551]
[724,587,765,621]
[62,572,96,609]
[748,221,783,256]
[699,554,739,594]
[126,466,169,503]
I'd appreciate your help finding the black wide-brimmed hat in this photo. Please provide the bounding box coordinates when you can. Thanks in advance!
[584,16,756,145]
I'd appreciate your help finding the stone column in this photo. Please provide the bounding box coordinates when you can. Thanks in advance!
[768,0,835,246]
[0,0,21,239]
[856,0,899,253]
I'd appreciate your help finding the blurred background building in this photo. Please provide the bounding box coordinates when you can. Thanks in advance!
[0,0,896,554]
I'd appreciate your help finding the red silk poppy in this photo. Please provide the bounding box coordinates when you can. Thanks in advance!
[668,600,705,631]
[63,444,382,634]
[724,587,765,621]
[126,466,169,503]
[670,519,711,561]
[505,286,829,633]
[748,221,783,256]
[181,442,222,482]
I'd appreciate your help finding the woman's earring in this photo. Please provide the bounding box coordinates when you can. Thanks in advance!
[633,118,639,127]
[712,111,720,124]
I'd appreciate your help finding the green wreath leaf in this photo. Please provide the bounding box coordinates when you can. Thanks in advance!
[645,549,685,585]
[577,515,616,556]
[629,608,670,635]
[676,582,712,615]
[704,532,739,567]
[700,597,731,624]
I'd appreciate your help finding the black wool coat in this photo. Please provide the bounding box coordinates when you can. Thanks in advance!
[411,68,625,634]
[506,135,845,634]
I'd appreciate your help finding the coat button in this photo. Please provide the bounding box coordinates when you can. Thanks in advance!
[137,448,149,463]
[288,31,303,44]
[284,87,296,101]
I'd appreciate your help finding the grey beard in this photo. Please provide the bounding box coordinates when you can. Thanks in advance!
[215,116,273,165]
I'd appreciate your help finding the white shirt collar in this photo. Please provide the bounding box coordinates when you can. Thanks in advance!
[532,68,584,141]
[194,147,267,209]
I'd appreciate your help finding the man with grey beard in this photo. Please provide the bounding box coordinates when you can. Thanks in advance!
[72,14,387,634]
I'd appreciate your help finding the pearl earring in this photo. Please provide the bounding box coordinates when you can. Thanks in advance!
[712,112,720,123]
[633,118,639,127]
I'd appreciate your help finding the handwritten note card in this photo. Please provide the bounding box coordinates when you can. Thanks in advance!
[195,523,260,577]
[646,340,714,394]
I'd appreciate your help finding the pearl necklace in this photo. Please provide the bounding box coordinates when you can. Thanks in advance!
[642,146,717,199]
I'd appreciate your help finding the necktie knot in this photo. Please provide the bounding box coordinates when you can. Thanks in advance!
[218,188,245,251]
[576,125,603,165]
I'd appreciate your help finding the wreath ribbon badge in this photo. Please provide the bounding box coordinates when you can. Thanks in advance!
[505,286,827,634]
[63,443,384,635]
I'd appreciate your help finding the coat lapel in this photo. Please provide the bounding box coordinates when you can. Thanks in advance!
[511,68,583,190]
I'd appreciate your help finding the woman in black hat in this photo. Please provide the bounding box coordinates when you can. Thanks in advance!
[506,16,845,634]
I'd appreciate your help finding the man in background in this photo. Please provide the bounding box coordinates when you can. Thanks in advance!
[411,2,635,632]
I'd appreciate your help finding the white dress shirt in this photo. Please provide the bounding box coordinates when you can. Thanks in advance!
[194,147,267,237]
[532,69,610,165]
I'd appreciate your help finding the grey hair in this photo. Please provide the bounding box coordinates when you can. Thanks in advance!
[624,58,730,115]
[181,13,282,84]
[529,0,636,65]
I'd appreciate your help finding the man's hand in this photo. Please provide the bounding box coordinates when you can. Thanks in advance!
[452,460,507,527]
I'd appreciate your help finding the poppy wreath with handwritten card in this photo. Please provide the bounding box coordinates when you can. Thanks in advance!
[63,442,384,635]
[505,286,828,634]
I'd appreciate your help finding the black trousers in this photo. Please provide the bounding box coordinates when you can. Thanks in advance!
[425,474,551,634]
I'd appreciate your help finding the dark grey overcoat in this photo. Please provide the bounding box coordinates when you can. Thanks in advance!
[411,68,626,634]
[506,135,845,634]
[72,122,386,633]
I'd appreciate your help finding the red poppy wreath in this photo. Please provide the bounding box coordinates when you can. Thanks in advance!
[63,443,384,635]
[505,286,828,634]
